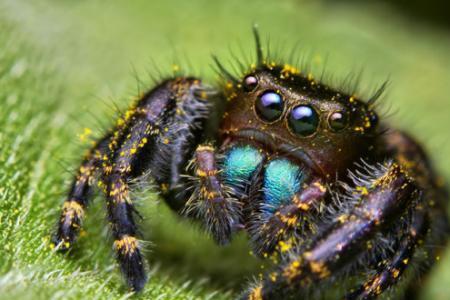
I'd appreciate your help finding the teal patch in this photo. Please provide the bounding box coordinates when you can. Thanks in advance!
[263,159,303,215]
[223,145,263,187]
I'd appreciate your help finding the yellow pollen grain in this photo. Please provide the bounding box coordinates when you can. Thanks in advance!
[63,201,84,218]
[278,240,292,253]
[298,202,310,211]
[124,109,135,121]
[114,235,138,254]
[248,285,263,300]
[172,64,180,72]
[356,186,369,196]
[78,127,92,142]
[337,214,348,223]
[160,183,169,193]
[117,118,125,126]
[281,64,300,77]
[283,260,301,282]
[196,169,208,177]
[196,145,215,152]
[309,261,330,278]
[392,268,400,279]
[313,181,327,193]
[206,191,217,200]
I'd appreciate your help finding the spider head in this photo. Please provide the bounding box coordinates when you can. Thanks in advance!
[219,64,380,177]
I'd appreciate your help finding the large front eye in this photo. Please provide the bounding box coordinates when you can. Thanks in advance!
[288,105,319,137]
[255,90,284,122]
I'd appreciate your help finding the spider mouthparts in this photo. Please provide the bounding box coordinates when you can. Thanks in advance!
[228,128,323,176]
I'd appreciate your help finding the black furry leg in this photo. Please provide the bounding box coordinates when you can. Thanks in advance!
[52,77,210,292]
[241,162,420,300]
[103,117,153,292]
[184,144,241,245]
[106,172,146,292]
[100,78,209,292]
[250,179,327,256]
[52,134,111,250]
[345,210,428,300]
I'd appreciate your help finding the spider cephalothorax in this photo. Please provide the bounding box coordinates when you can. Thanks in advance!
[52,27,449,299]
[220,63,379,176]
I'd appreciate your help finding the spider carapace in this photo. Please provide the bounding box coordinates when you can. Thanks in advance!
[52,28,449,299]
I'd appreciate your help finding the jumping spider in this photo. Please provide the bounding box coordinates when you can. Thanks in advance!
[52,28,449,299]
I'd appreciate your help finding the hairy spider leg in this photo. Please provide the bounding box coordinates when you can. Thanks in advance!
[102,78,209,291]
[184,144,243,245]
[249,179,327,257]
[242,162,419,300]
[52,133,111,250]
[345,210,428,300]
[53,78,209,292]
[104,117,153,292]
[381,130,450,298]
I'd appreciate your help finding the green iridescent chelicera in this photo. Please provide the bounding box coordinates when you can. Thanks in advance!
[223,145,263,186]
[262,159,304,216]
[223,146,304,215]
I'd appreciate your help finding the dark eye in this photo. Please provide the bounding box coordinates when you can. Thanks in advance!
[255,90,284,122]
[288,105,319,137]
[369,112,378,128]
[243,75,258,92]
[328,111,348,131]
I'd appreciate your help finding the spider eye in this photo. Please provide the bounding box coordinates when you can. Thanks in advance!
[243,75,258,92]
[288,105,319,137]
[369,112,378,128]
[328,111,348,132]
[255,90,284,122]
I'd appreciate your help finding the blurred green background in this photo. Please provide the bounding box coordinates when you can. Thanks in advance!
[0,1,449,299]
